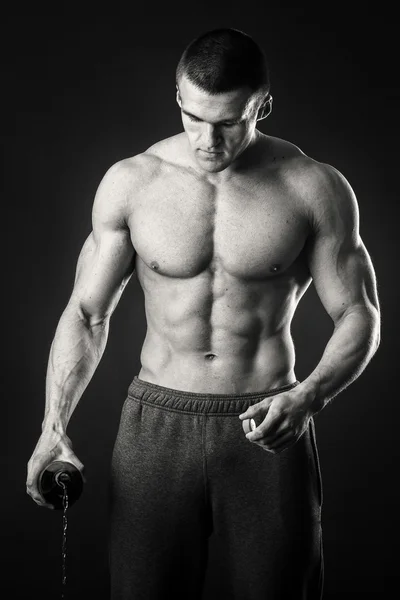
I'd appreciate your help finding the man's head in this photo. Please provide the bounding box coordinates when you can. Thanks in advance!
[176,28,272,173]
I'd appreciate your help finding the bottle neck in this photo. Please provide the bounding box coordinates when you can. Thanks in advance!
[55,472,72,486]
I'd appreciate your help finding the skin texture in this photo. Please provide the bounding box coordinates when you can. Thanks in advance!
[26,75,380,508]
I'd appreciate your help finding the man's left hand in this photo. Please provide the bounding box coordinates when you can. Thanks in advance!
[238,385,314,454]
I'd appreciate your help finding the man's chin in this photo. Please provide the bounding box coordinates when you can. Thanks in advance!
[196,155,229,173]
[200,163,227,173]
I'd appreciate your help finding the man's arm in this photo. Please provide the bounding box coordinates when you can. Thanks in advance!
[239,162,381,452]
[42,160,136,432]
[300,162,381,413]
[27,159,136,506]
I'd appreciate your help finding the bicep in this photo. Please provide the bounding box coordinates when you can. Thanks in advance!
[306,167,380,323]
[70,228,135,322]
[69,161,136,321]
[307,233,379,323]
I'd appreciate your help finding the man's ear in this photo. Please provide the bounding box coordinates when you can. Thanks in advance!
[257,94,273,121]
[176,86,182,108]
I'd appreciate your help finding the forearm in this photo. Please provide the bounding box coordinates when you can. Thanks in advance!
[42,303,109,433]
[300,306,381,414]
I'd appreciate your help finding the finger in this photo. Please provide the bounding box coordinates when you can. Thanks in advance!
[264,431,294,454]
[73,462,87,484]
[34,498,55,510]
[250,426,289,449]
[26,487,55,509]
[27,467,55,508]
[262,407,287,436]
[75,460,86,482]
[26,477,41,500]
[261,422,290,443]
[238,397,272,421]
[246,409,283,441]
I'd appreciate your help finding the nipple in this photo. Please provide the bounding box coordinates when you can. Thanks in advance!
[150,261,159,271]
[270,264,280,273]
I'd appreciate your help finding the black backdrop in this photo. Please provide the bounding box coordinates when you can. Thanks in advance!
[2,6,398,600]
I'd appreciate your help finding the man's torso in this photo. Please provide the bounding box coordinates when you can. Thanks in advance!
[123,132,318,393]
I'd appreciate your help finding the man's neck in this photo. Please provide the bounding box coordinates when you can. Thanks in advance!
[187,129,263,185]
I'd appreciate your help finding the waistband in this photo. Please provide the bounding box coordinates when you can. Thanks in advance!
[127,376,300,415]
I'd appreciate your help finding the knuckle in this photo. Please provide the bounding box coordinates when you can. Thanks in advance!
[269,405,280,419]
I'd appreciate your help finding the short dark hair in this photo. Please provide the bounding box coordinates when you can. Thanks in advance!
[176,28,270,97]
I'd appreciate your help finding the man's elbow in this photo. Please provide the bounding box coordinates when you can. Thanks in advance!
[366,300,381,352]
[372,310,381,353]
[70,299,110,330]
[358,304,381,355]
[340,303,381,351]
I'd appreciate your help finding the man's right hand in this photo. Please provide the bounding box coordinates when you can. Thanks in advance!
[26,428,85,509]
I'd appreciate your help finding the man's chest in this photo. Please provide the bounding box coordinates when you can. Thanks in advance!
[128,174,309,279]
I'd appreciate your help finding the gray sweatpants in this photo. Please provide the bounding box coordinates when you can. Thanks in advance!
[109,376,323,599]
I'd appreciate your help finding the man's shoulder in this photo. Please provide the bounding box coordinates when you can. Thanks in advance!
[144,133,186,159]
[107,133,186,184]
[104,152,162,186]
[92,149,164,222]
[265,135,328,180]
[264,135,357,223]
[267,137,349,200]
[265,134,304,160]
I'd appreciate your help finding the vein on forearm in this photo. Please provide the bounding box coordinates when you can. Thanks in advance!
[304,304,380,412]
[43,306,109,431]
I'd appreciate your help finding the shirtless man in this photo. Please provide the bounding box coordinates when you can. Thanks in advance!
[26,28,380,600]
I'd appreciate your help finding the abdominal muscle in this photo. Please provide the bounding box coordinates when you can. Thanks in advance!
[137,265,303,394]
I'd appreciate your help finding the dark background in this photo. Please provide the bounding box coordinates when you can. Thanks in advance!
[2,5,398,600]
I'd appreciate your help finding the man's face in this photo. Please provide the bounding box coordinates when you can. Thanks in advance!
[177,75,261,173]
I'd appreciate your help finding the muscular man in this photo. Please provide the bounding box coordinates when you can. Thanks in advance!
[26,28,380,600]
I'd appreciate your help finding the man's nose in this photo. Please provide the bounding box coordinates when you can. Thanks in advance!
[203,124,221,149]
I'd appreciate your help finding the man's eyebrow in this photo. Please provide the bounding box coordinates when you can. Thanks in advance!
[181,109,202,120]
[181,108,241,124]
